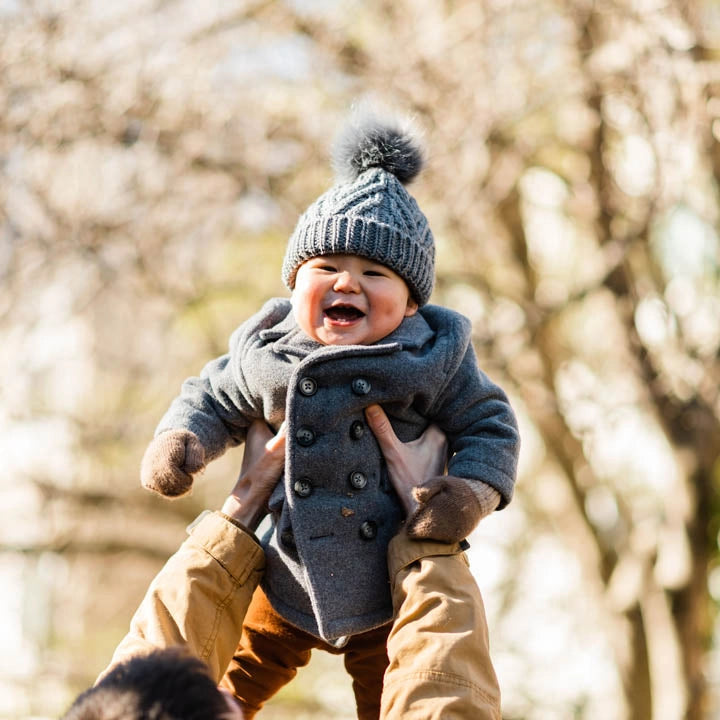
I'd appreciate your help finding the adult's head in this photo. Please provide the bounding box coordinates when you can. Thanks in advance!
[61,647,241,720]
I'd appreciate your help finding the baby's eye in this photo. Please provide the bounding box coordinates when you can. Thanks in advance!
[364,270,384,277]
[318,264,337,272]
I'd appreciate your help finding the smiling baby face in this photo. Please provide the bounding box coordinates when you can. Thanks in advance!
[291,254,418,346]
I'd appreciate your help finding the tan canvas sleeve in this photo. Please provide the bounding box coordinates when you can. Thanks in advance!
[382,532,502,720]
[97,511,265,684]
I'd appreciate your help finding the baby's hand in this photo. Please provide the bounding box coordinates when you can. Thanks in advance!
[140,429,206,498]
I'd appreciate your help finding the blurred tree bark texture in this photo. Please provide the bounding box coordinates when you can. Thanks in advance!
[2,0,720,718]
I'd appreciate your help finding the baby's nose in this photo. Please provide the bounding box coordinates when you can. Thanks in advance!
[334,271,360,291]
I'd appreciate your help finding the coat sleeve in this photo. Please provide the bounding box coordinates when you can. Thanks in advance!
[383,531,502,718]
[96,511,265,684]
[155,299,285,461]
[428,340,520,508]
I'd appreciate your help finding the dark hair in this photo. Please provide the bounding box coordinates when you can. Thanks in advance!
[61,647,233,720]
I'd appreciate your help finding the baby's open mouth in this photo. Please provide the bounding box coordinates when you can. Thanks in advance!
[324,305,366,321]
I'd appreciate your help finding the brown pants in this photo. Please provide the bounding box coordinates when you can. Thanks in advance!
[220,586,391,720]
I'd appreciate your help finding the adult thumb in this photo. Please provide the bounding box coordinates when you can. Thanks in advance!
[365,404,398,450]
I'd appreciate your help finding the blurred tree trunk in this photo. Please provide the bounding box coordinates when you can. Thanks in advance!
[483,2,720,716]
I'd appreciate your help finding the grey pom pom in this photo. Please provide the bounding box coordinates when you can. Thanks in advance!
[332,110,425,185]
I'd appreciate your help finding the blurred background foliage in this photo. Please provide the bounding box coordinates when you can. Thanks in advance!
[2,0,720,718]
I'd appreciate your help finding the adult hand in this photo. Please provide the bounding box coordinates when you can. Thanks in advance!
[364,404,448,518]
[221,421,286,531]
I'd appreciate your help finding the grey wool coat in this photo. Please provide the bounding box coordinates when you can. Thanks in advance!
[156,297,519,641]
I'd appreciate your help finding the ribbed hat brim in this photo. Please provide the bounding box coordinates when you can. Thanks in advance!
[282,213,434,305]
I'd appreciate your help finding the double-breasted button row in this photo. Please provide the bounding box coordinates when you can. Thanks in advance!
[284,520,376,544]
[294,472,368,495]
[297,422,366,445]
[297,421,365,445]
[297,376,371,397]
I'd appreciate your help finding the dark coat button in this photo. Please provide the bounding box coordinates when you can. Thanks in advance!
[349,420,365,440]
[293,478,313,498]
[298,377,317,396]
[351,378,371,395]
[280,530,296,548]
[359,520,377,540]
[349,471,368,490]
[296,427,315,446]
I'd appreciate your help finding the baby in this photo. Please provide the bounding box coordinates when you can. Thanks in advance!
[141,110,520,717]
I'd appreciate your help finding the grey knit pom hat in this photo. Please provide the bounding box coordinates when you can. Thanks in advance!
[281,111,435,306]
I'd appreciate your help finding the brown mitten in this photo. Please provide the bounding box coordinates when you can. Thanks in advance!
[140,429,206,498]
[406,477,501,543]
